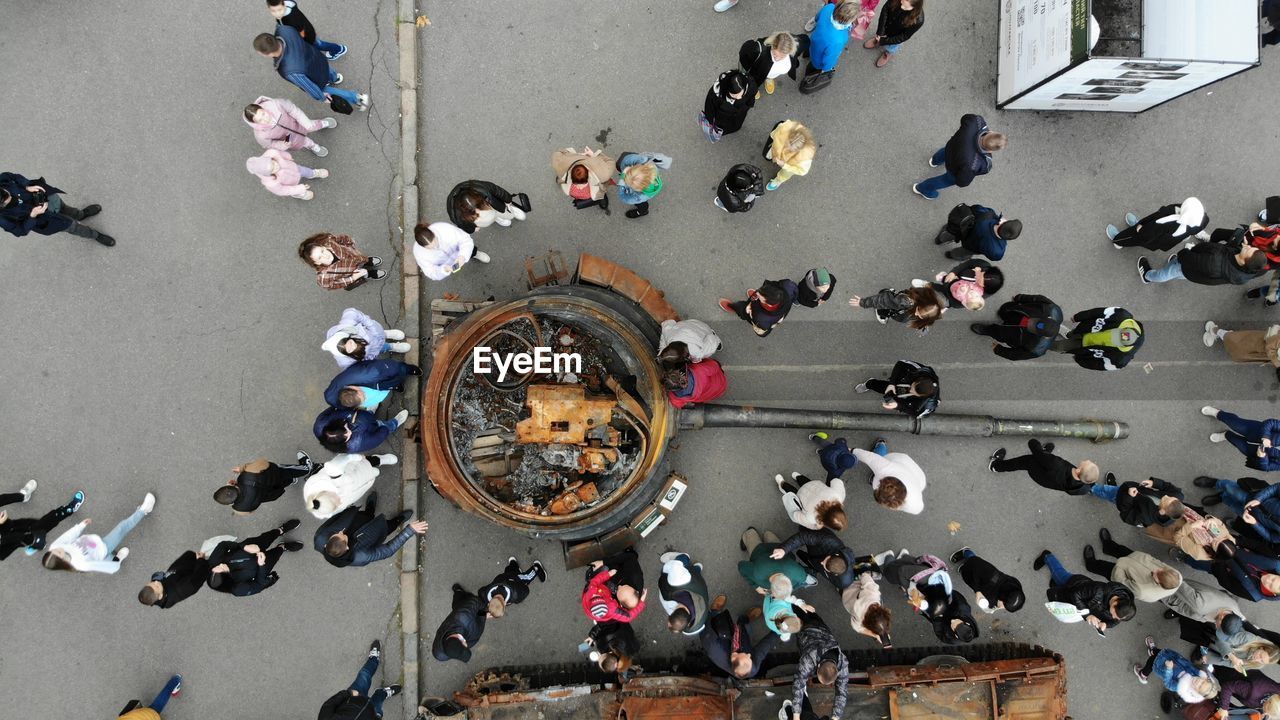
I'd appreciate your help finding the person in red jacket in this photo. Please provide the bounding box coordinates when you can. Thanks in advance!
[581,548,648,623]
[665,359,728,408]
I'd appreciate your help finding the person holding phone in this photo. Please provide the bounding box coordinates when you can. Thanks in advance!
[0,171,114,246]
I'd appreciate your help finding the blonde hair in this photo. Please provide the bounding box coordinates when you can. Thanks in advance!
[982,132,1008,151]
[782,123,814,154]
[1262,694,1280,718]
[1192,675,1220,699]
[623,163,657,192]
[962,295,986,311]
[765,32,796,56]
[833,2,859,24]
[1077,461,1100,484]
[487,596,506,618]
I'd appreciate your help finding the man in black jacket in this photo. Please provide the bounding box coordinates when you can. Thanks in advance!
[971,294,1062,362]
[790,607,849,720]
[951,548,1025,614]
[989,439,1100,496]
[913,114,1006,200]
[213,453,317,514]
[317,640,401,720]
[0,171,114,245]
[1035,549,1136,635]
[314,492,427,568]
[588,620,641,675]
[698,596,779,681]
[1140,236,1267,286]
[139,549,212,608]
[855,359,940,420]
[432,584,488,663]
[479,556,547,618]
[1051,307,1145,372]
[206,520,303,597]
[774,527,856,590]
[1089,476,1186,529]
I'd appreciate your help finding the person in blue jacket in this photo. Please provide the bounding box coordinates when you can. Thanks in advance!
[937,204,1023,261]
[324,359,420,411]
[0,172,114,246]
[914,114,1007,200]
[1202,407,1280,472]
[808,432,859,480]
[314,407,409,454]
[615,151,672,219]
[805,2,858,78]
[253,26,367,110]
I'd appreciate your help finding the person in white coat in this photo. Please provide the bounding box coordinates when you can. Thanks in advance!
[851,438,926,514]
[411,221,489,282]
[322,307,410,369]
[304,454,395,519]
[657,319,722,368]
[42,493,155,573]
[841,571,893,648]
[773,471,847,531]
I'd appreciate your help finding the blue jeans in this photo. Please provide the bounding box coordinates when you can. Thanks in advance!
[1044,552,1074,587]
[314,38,344,56]
[149,675,182,712]
[872,439,888,456]
[883,43,902,54]
[1144,257,1186,283]
[1217,410,1265,460]
[325,68,359,104]
[1216,478,1251,515]
[916,148,956,198]
[103,506,147,553]
[1089,484,1119,503]
[348,653,390,715]
[377,419,400,434]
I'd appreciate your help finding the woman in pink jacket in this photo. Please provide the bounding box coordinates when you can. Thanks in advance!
[246,149,328,200]
[243,95,336,156]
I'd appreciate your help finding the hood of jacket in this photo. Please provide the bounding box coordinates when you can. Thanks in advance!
[243,95,282,131]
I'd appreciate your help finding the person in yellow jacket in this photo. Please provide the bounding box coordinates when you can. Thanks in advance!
[118,675,181,719]
[762,119,816,191]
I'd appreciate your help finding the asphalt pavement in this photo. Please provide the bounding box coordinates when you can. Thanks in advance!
[415,2,1280,719]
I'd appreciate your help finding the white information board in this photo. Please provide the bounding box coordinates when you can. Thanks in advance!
[997,0,1090,103]
[1004,56,1246,111]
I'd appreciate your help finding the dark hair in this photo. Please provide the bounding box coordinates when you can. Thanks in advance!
[904,287,945,330]
[267,0,285,6]
[42,552,73,571]
[998,219,1023,240]
[298,233,335,269]
[454,189,491,223]
[668,607,691,633]
[953,622,977,643]
[824,554,848,577]
[337,387,363,409]
[325,534,349,558]
[213,485,240,506]
[982,265,1005,296]
[253,33,281,54]
[319,418,350,452]
[728,168,757,191]
[338,336,369,360]
[874,477,907,509]
[863,603,892,642]
[999,582,1025,612]
[570,165,589,184]
[139,585,161,606]
[244,104,263,123]
[1216,539,1238,560]
[1114,598,1136,622]
[662,367,690,392]
[0,189,10,207]
[756,283,788,308]
[413,222,434,247]
[1243,252,1269,273]
[721,70,749,96]
[816,659,840,685]
[815,501,847,531]
[658,341,690,369]
[910,378,937,397]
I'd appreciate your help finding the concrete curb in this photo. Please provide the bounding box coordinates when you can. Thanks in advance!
[394,0,421,716]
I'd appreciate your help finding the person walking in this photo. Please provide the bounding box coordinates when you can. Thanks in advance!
[0,171,114,246]
[323,308,411,369]
[1088,475,1185,529]
[243,96,336,155]
[852,438,926,514]
[1052,306,1144,371]
[246,149,327,200]
[773,471,847,532]
[789,608,850,720]
[855,359,939,419]
[1083,528,1183,603]
[314,407,409,454]
[582,547,648,624]
[446,180,530,235]
[775,526,856,590]
[615,151,672,219]
[304,452,395,519]
[479,556,547,619]
[970,294,1062,362]
[700,70,756,142]
[1203,321,1280,377]
[0,481,80,559]
[804,2,858,86]
[298,232,386,290]
[714,163,766,213]
[877,550,979,644]
[1214,673,1280,719]
[138,547,212,609]
[863,0,925,67]
[738,32,806,98]
[213,454,317,514]
[719,278,799,337]
[1201,406,1280,472]
[658,551,711,634]
[324,359,420,411]
[42,492,155,573]
[848,286,947,333]
[1139,239,1267,286]
[664,358,728,408]
[117,675,183,719]
[314,492,427,568]
[1160,576,1242,625]
[762,120,816,191]
[924,259,1003,311]
[1034,548,1136,636]
[1198,475,1280,531]
[841,569,894,647]
[206,520,304,596]
[253,27,367,111]
[658,318,721,367]
[586,620,640,675]
[317,641,401,720]
[949,548,1025,614]
[796,267,836,308]
[433,583,488,662]
[1132,639,1221,706]
[698,596,781,679]
[411,221,491,281]
[913,114,1006,200]
[988,439,1099,496]
[808,433,859,481]
[267,0,347,59]
[934,204,1022,261]
[551,146,614,214]
[1106,197,1208,250]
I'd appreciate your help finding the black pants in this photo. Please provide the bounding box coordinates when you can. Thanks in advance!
[1084,534,1134,578]
[625,201,649,217]
[54,206,100,240]
[572,195,609,211]
[990,455,1039,475]
[0,500,76,560]
[487,558,539,605]
[973,324,1023,346]
[1139,646,1162,676]
[0,492,23,508]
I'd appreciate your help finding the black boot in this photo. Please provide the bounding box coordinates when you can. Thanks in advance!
[1033,550,1051,571]
[1193,476,1218,488]
[1201,493,1222,507]
[80,204,102,219]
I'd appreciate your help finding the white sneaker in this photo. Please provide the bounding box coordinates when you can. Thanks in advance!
[393,409,410,426]
[315,169,330,179]
[1203,321,1219,348]
[804,16,817,32]
[300,191,315,201]
[713,0,739,11]
[115,547,129,561]
[773,474,787,493]
[910,278,929,288]
[321,117,338,129]
[1201,405,1220,417]
[1209,432,1227,443]
[384,329,406,341]
[356,93,370,110]
[855,383,868,394]
[473,250,491,263]
[494,217,512,227]
[777,700,793,720]
[509,206,527,221]
[19,480,36,502]
[139,492,156,514]
[332,73,344,85]
[312,145,329,157]
[1195,230,1211,241]
[376,454,399,466]
[387,341,412,353]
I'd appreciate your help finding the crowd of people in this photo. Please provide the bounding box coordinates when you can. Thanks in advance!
[5,1,1280,719]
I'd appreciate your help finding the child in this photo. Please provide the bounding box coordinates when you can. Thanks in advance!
[243,96,335,154]
[246,149,328,200]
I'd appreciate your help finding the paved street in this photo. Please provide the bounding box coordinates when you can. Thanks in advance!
[0,2,405,718]
[415,2,1280,718]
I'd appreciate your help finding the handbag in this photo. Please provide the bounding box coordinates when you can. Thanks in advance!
[510,192,533,213]
[329,96,354,115]
[697,112,724,143]
[798,70,833,94]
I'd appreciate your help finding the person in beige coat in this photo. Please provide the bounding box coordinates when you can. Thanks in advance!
[304,453,395,519]
[841,571,893,648]
[762,119,816,191]
[1084,529,1183,603]
[1204,321,1280,379]
[551,146,615,213]
[1146,507,1235,562]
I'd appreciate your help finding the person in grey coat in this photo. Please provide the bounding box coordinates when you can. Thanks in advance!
[790,607,849,720]
[1161,576,1244,624]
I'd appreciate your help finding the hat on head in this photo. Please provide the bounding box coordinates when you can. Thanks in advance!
[441,636,471,662]
[245,156,273,176]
